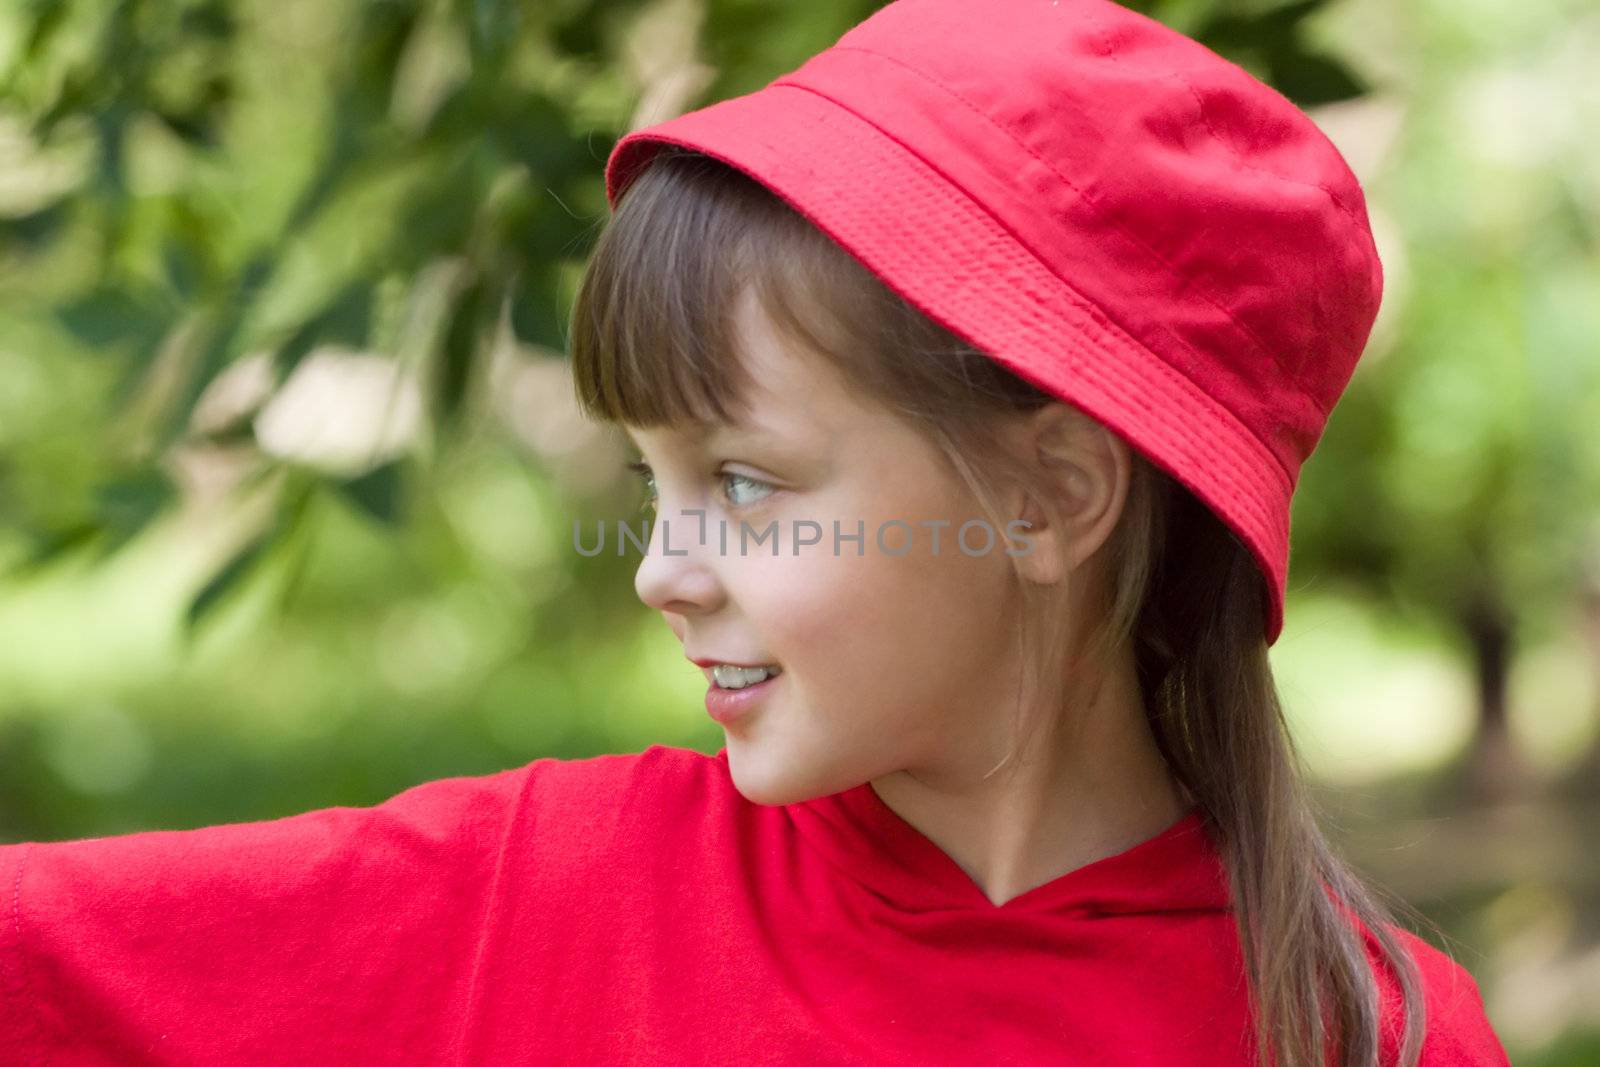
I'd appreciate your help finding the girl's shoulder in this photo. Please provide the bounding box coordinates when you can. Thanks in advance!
[521,741,724,814]
[517,743,743,875]
[1373,923,1511,1067]
[0,743,727,1062]
[1,742,722,897]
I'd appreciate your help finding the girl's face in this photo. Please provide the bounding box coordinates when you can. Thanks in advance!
[628,291,1033,806]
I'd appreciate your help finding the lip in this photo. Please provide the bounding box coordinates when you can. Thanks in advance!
[688,656,773,669]
[705,670,780,726]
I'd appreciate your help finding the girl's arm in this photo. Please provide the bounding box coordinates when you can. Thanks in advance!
[0,763,535,1065]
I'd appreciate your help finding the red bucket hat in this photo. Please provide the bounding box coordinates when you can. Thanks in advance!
[602,0,1384,647]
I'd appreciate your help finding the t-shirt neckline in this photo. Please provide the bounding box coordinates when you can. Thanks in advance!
[758,753,1232,916]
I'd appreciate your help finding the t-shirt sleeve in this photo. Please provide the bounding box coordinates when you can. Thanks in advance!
[0,763,535,1066]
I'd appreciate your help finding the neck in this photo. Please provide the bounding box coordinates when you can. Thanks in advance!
[870,644,1189,907]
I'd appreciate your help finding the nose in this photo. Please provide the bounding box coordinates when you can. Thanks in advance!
[633,507,726,617]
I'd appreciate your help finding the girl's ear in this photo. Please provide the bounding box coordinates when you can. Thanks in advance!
[1006,403,1131,588]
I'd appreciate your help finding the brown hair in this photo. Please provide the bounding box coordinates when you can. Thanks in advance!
[568,148,1434,1067]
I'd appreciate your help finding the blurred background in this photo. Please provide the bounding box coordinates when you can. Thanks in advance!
[0,0,1595,1061]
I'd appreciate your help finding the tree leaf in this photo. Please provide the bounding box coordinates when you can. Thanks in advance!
[335,459,406,527]
[182,520,277,635]
[94,466,178,557]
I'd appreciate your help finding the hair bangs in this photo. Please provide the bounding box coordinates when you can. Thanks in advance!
[569,149,799,433]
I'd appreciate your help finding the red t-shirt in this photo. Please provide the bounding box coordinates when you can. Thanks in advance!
[0,744,1510,1064]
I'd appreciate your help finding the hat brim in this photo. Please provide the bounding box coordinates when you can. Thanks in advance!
[606,84,1293,645]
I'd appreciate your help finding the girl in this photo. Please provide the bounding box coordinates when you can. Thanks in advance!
[1,1,1512,1065]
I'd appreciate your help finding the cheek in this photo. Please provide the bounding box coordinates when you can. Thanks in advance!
[876,549,1014,679]
[746,541,1013,712]
[730,552,856,658]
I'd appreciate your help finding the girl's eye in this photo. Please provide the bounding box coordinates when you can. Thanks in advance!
[623,461,774,511]
[625,460,657,514]
[721,471,774,509]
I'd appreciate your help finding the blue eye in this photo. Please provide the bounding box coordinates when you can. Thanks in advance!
[722,471,774,509]
[624,461,774,512]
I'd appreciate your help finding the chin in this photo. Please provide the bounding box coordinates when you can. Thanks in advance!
[726,748,812,806]
[724,752,799,807]
[723,741,855,808]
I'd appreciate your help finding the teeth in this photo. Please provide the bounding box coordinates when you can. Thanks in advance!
[712,664,781,689]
